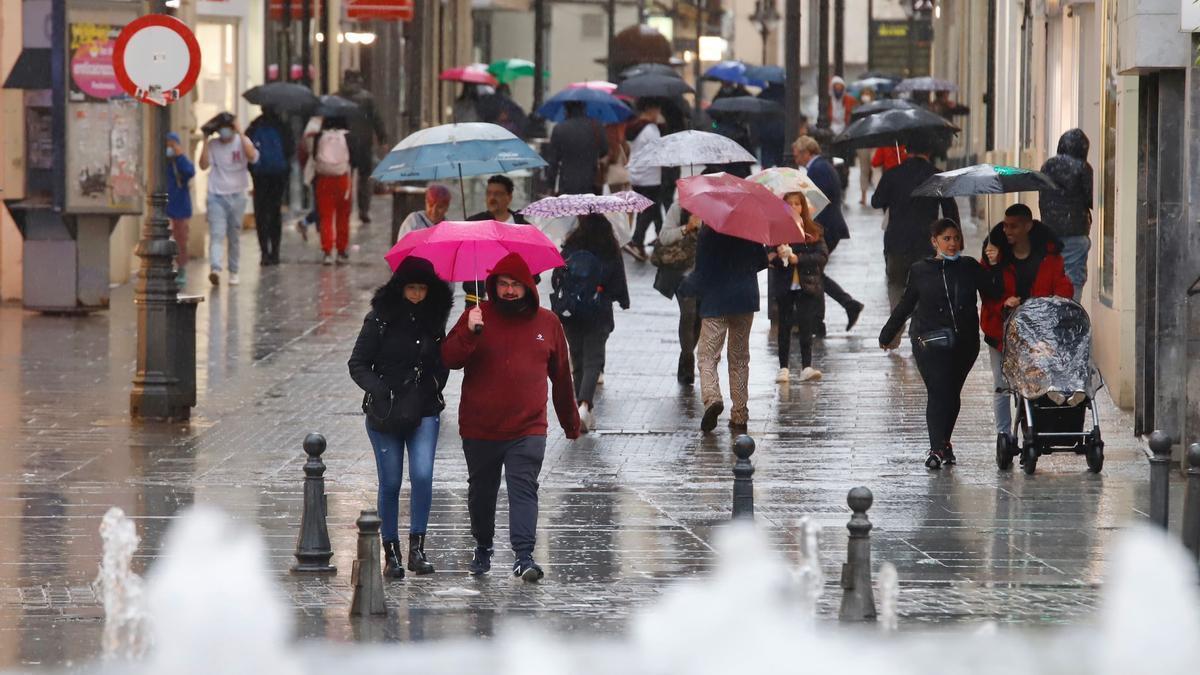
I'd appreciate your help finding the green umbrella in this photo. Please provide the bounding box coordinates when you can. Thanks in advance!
[487,59,545,84]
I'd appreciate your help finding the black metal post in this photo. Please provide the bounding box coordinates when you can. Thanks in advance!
[292,433,337,574]
[866,0,874,70]
[131,1,185,421]
[816,0,830,128]
[833,0,844,77]
[693,1,705,110]
[350,509,387,616]
[838,486,876,622]
[301,0,313,87]
[533,0,547,116]
[607,0,618,83]
[319,0,330,93]
[731,435,756,519]
[1182,443,1200,560]
[1148,430,1172,530]
[905,9,915,77]
[784,0,801,149]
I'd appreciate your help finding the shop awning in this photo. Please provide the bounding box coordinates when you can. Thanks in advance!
[3,48,51,90]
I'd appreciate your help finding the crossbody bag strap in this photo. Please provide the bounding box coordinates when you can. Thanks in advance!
[941,264,957,334]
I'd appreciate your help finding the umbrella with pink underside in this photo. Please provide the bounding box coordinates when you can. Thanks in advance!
[384,219,565,280]
[676,173,804,246]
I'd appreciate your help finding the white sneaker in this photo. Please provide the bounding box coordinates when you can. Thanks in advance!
[775,367,790,383]
[322,254,333,266]
[596,373,605,386]
[799,367,823,382]
[228,273,239,286]
[578,403,593,433]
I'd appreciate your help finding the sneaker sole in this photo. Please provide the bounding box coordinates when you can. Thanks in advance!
[520,567,544,583]
[700,402,724,433]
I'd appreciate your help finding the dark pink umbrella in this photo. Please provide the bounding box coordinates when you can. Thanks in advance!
[676,173,804,246]
[384,220,564,281]
[439,66,499,87]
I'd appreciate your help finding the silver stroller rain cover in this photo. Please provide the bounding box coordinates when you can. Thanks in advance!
[1002,296,1094,402]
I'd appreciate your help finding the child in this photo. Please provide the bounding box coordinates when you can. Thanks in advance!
[769,192,828,383]
[164,132,195,285]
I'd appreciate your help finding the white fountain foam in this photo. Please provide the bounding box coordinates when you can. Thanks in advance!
[95,507,147,661]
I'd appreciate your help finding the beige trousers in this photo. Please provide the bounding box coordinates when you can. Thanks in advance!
[698,313,754,423]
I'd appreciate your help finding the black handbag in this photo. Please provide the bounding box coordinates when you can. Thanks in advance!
[915,265,958,351]
[361,318,428,433]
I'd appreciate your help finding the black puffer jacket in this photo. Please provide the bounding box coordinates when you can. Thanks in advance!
[348,257,454,427]
[1038,129,1093,238]
[879,256,1002,347]
[769,240,829,299]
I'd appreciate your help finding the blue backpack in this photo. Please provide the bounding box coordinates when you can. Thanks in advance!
[249,124,288,175]
[550,250,606,324]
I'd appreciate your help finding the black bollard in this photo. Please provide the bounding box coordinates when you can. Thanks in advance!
[839,486,877,622]
[732,435,756,519]
[1148,431,1172,530]
[1181,444,1200,561]
[292,433,337,574]
[350,510,387,617]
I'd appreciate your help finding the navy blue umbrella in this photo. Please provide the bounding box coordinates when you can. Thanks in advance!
[536,87,633,124]
[703,60,750,86]
[744,65,784,85]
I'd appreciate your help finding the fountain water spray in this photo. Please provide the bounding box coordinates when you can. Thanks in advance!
[794,517,824,622]
[94,507,148,660]
[878,562,899,632]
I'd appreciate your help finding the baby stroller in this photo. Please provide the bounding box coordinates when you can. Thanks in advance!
[995,297,1104,475]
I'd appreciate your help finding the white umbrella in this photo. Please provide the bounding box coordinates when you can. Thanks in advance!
[747,167,830,214]
[626,130,757,171]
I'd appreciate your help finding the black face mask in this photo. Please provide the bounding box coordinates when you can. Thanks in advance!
[494,294,531,316]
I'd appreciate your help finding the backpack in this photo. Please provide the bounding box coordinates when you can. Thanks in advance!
[550,250,606,324]
[249,124,288,175]
[314,129,351,176]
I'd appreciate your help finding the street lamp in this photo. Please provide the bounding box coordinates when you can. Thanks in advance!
[749,0,781,65]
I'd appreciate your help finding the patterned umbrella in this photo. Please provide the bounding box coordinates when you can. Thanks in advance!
[893,77,958,93]
[911,164,1059,198]
[747,167,830,215]
[520,191,653,218]
[626,130,757,170]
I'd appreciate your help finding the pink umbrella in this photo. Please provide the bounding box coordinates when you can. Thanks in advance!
[385,220,564,280]
[566,80,618,93]
[676,173,804,246]
[439,66,499,87]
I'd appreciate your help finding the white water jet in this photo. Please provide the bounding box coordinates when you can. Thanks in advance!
[94,507,147,661]
[793,517,824,622]
[878,562,899,632]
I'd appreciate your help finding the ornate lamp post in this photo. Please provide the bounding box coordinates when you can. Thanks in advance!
[749,0,781,65]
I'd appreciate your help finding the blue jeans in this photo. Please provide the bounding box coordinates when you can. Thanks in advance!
[1060,235,1090,302]
[364,416,439,542]
[206,192,247,273]
[989,346,1012,435]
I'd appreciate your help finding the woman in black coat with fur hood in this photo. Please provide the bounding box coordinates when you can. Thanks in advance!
[348,256,452,579]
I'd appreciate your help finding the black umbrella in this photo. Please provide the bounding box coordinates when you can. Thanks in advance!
[616,74,694,98]
[242,82,318,114]
[707,96,782,116]
[744,65,785,85]
[832,108,958,150]
[619,63,681,80]
[911,164,1059,198]
[850,98,918,120]
[315,94,358,118]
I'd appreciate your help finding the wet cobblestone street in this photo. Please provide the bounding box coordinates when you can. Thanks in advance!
[0,192,1183,668]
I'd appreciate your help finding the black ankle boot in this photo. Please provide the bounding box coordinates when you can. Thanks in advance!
[383,540,405,579]
[407,533,435,575]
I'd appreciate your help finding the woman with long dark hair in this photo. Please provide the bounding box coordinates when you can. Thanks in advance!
[879,219,1002,469]
[348,256,453,578]
[552,214,630,432]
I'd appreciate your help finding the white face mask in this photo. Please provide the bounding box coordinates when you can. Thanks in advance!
[217,127,235,141]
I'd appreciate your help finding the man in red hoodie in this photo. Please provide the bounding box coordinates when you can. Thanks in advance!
[981,203,1074,454]
[442,252,580,582]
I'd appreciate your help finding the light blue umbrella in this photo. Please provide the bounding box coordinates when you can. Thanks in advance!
[536,87,633,124]
[371,122,547,216]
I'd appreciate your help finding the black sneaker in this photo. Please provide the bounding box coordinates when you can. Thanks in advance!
[925,447,944,470]
[943,443,957,466]
[845,301,865,331]
[513,556,544,583]
[700,401,724,433]
[468,546,493,576]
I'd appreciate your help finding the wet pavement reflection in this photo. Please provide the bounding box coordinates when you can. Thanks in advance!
[0,193,1185,668]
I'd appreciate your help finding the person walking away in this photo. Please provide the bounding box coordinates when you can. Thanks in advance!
[979,204,1073,456]
[441,253,581,582]
[246,107,294,266]
[338,70,388,225]
[307,116,354,265]
[544,101,609,196]
[348,256,453,579]
[754,83,786,169]
[199,112,259,287]
[691,222,768,432]
[625,99,666,260]
[872,140,959,348]
[551,214,630,432]
[855,89,876,205]
[1038,129,1093,302]
[871,144,909,173]
[394,184,452,244]
[164,132,195,285]
[792,136,865,334]
[771,192,828,383]
[604,120,631,194]
[453,84,484,124]
[879,219,1002,469]
[653,203,701,384]
[467,175,530,224]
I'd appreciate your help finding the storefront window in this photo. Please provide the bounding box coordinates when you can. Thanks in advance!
[1097,0,1118,305]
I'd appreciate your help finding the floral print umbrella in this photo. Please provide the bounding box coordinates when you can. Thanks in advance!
[520,191,653,218]
[747,167,830,215]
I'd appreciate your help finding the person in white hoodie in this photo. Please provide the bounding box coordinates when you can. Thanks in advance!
[623,98,666,261]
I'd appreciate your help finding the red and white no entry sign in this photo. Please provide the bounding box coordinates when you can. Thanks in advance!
[112,15,201,106]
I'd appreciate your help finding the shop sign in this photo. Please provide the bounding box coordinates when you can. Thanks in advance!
[69,23,123,102]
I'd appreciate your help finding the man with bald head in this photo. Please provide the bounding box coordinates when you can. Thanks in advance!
[394,183,452,244]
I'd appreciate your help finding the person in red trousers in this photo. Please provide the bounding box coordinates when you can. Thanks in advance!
[306,116,354,265]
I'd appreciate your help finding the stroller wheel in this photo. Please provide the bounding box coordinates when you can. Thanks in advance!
[1021,444,1038,475]
[995,433,1013,471]
[1086,434,1104,474]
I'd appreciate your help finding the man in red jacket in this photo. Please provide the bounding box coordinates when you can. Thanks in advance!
[442,252,580,582]
[981,203,1074,452]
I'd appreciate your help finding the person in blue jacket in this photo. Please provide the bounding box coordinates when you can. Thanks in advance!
[165,132,195,285]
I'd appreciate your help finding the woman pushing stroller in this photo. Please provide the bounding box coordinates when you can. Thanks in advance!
[880,219,1003,469]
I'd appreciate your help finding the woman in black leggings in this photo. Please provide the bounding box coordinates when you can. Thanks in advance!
[880,219,1002,469]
